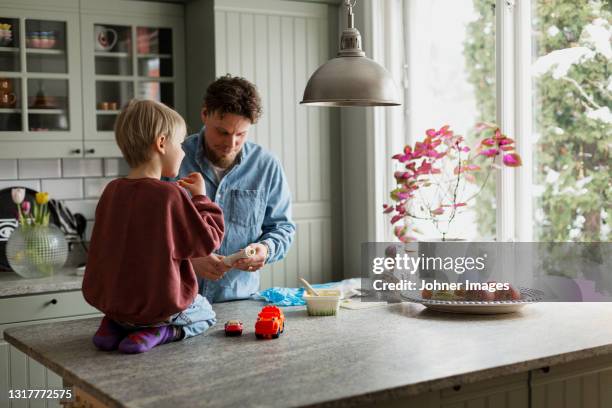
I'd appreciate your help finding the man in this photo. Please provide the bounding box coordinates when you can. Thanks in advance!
[177,75,296,303]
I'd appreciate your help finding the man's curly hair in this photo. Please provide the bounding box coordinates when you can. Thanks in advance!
[203,74,262,124]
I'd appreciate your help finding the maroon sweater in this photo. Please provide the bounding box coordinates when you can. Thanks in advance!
[82,178,224,325]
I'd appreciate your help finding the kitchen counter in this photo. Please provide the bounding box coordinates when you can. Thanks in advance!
[5,300,612,407]
[0,268,83,297]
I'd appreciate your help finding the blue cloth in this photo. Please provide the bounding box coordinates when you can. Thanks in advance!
[253,282,338,306]
[177,129,296,303]
[116,294,217,339]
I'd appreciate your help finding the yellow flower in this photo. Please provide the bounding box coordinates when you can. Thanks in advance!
[35,192,50,205]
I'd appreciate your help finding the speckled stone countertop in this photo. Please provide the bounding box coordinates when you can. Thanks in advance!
[5,301,612,407]
[0,269,83,297]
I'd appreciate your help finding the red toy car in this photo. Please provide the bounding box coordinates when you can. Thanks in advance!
[224,320,244,336]
[255,306,285,339]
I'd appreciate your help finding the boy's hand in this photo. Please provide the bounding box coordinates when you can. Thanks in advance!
[177,172,206,196]
[192,254,231,281]
[232,243,268,272]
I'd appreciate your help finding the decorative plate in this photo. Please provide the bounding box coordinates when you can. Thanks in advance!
[401,287,545,314]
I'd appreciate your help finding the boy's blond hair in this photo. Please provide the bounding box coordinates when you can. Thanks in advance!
[114,99,186,167]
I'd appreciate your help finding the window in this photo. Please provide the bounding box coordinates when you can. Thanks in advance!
[530,0,611,242]
[375,0,610,242]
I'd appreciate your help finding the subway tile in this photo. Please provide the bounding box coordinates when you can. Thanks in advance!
[0,160,18,180]
[18,159,61,179]
[85,220,95,242]
[41,178,83,200]
[84,177,114,198]
[104,158,130,177]
[62,159,103,178]
[0,179,40,192]
[62,199,98,219]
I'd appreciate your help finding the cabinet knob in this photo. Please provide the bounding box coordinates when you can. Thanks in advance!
[49,298,58,305]
[453,385,461,391]
[85,148,96,154]
[71,149,81,154]
[541,366,550,373]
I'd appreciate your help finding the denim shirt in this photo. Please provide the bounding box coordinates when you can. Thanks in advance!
[177,129,296,303]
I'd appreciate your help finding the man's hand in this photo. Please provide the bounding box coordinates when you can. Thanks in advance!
[192,254,231,281]
[177,172,206,196]
[232,243,268,272]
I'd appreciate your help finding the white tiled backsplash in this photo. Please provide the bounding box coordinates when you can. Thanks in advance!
[0,158,130,241]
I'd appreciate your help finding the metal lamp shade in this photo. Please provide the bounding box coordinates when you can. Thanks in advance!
[300,56,400,107]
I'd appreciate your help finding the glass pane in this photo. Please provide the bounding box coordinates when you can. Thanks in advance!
[531,1,611,242]
[0,77,21,131]
[25,20,67,73]
[27,78,69,131]
[0,18,20,71]
[136,27,172,55]
[94,24,132,75]
[137,81,173,107]
[403,0,496,241]
[138,56,173,77]
[96,80,133,131]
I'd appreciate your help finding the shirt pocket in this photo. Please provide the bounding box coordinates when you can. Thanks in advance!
[229,189,265,227]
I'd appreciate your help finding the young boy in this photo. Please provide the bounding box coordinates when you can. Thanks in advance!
[82,99,225,354]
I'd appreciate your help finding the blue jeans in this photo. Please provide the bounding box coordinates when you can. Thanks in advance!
[116,294,217,339]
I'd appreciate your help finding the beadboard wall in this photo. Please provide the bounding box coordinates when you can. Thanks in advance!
[0,158,130,242]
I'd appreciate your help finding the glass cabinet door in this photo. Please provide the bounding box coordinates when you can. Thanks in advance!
[0,14,77,137]
[85,19,178,139]
[0,17,21,131]
[93,24,134,132]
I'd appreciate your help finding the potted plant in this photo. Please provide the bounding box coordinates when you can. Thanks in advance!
[383,123,522,242]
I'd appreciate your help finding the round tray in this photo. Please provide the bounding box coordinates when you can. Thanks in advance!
[401,287,545,314]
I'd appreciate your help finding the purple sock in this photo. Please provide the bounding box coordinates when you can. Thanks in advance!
[118,326,181,354]
[92,316,127,351]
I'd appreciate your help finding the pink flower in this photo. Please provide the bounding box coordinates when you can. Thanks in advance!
[479,148,499,157]
[21,201,31,215]
[431,207,445,215]
[391,214,404,224]
[503,153,522,167]
[481,138,496,146]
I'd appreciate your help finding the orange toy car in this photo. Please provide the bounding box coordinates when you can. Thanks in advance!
[255,305,285,339]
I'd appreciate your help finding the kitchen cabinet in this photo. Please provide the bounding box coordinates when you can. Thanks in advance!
[0,0,186,159]
[0,290,101,408]
[0,0,83,159]
[80,0,186,157]
[531,353,612,408]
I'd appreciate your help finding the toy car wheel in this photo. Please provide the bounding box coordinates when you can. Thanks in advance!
[272,333,279,339]
[256,333,264,340]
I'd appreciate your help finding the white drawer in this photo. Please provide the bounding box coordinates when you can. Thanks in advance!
[0,291,99,325]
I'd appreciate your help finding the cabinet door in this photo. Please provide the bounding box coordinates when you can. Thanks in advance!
[0,340,63,408]
[440,373,529,408]
[531,355,612,408]
[0,6,83,154]
[80,11,185,144]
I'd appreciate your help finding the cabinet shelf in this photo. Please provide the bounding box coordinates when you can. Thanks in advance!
[0,108,21,113]
[96,110,120,115]
[0,47,19,53]
[138,53,172,59]
[26,48,66,55]
[28,108,65,114]
[94,51,130,58]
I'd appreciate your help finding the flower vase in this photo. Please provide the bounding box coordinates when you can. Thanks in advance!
[6,224,68,278]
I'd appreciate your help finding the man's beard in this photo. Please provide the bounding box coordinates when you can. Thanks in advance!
[204,139,239,169]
